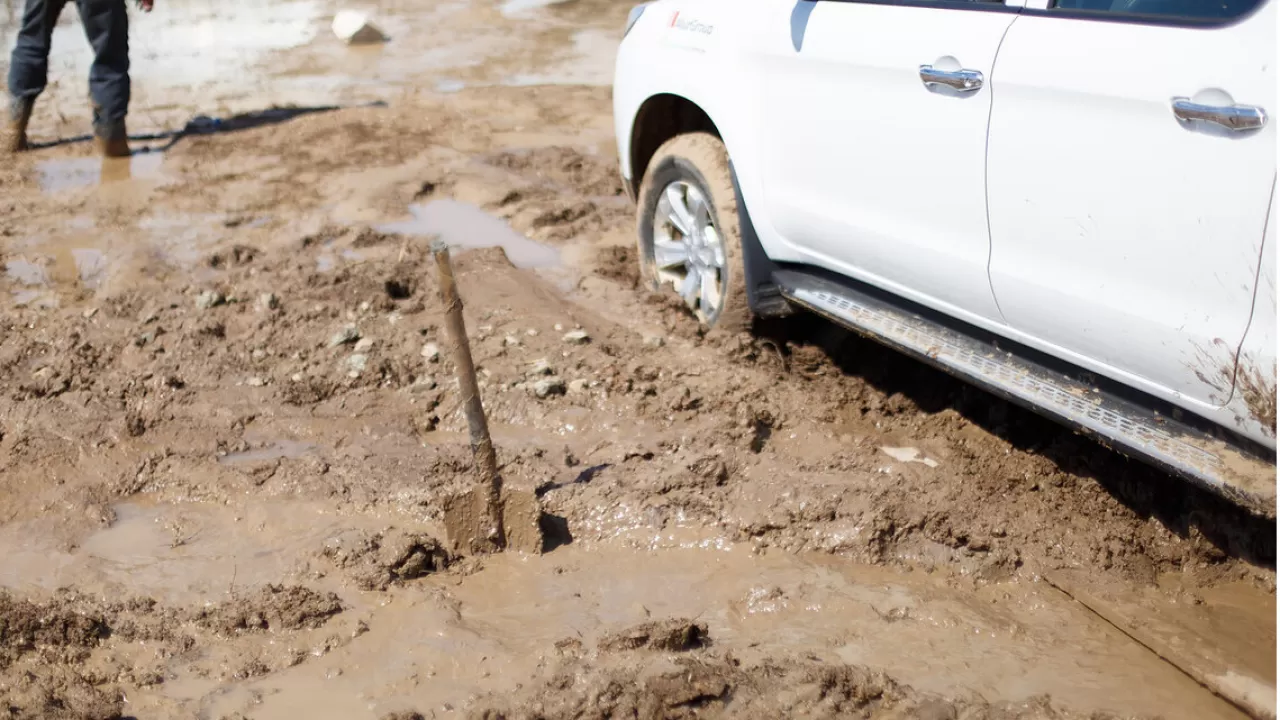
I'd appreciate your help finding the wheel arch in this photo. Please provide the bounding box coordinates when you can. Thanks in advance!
[627,93,791,319]
[628,93,722,201]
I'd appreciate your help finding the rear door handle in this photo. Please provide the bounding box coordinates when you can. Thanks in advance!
[1172,98,1267,132]
[919,66,984,93]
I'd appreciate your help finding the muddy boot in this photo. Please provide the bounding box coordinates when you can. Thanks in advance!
[4,97,33,154]
[94,120,130,158]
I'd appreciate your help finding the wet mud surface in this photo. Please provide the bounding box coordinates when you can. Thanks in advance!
[1,1,1276,718]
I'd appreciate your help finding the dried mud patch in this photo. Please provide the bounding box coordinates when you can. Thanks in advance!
[1237,358,1277,438]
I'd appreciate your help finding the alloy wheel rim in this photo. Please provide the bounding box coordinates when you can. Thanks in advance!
[651,180,726,322]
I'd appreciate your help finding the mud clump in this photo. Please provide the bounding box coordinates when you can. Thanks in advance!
[196,585,342,634]
[598,618,708,653]
[0,593,108,669]
[593,245,639,286]
[471,652,1122,720]
[280,377,338,405]
[1,667,122,720]
[321,529,451,591]
[0,594,136,720]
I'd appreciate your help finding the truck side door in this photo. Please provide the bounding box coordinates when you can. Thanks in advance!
[754,0,1019,324]
[985,0,1275,433]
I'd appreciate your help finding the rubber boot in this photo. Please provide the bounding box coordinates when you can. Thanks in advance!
[90,93,130,158]
[4,97,33,154]
[95,120,130,158]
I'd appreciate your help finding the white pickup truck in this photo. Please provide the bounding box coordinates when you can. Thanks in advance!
[612,0,1276,514]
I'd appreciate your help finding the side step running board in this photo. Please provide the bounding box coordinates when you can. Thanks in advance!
[773,269,1276,518]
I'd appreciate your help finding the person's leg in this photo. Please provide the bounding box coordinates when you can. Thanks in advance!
[5,0,67,152]
[76,0,130,156]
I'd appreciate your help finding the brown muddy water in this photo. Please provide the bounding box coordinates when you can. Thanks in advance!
[0,497,1259,719]
[378,199,562,269]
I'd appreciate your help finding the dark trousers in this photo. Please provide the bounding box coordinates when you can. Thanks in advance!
[7,0,130,135]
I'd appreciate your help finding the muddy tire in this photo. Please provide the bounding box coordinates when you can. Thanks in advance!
[637,133,753,333]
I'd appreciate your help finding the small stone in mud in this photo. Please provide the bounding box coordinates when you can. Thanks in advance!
[643,333,664,348]
[562,329,590,344]
[504,334,521,347]
[246,376,267,387]
[354,337,375,353]
[82,306,98,319]
[410,376,438,392]
[528,358,554,377]
[256,292,280,312]
[348,354,369,375]
[689,456,730,485]
[421,342,441,362]
[195,290,226,310]
[329,324,361,348]
[568,378,590,394]
[532,377,566,399]
[598,618,708,653]
[526,328,539,336]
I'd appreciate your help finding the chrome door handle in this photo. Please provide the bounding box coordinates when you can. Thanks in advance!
[1172,98,1267,132]
[919,66,983,93]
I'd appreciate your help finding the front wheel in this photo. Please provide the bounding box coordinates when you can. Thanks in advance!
[636,133,752,333]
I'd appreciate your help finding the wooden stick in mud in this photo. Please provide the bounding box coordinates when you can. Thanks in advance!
[431,240,505,553]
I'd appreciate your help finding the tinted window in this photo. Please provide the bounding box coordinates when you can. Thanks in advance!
[1053,0,1262,19]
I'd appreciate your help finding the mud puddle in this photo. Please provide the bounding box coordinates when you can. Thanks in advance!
[36,151,166,193]
[1046,568,1277,718]
[380,199,561,268]
[113,538,1248,719]
[2,209,228,307]
[0,497,389,606]
[1,0,622,139]
[5,246,105,307]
